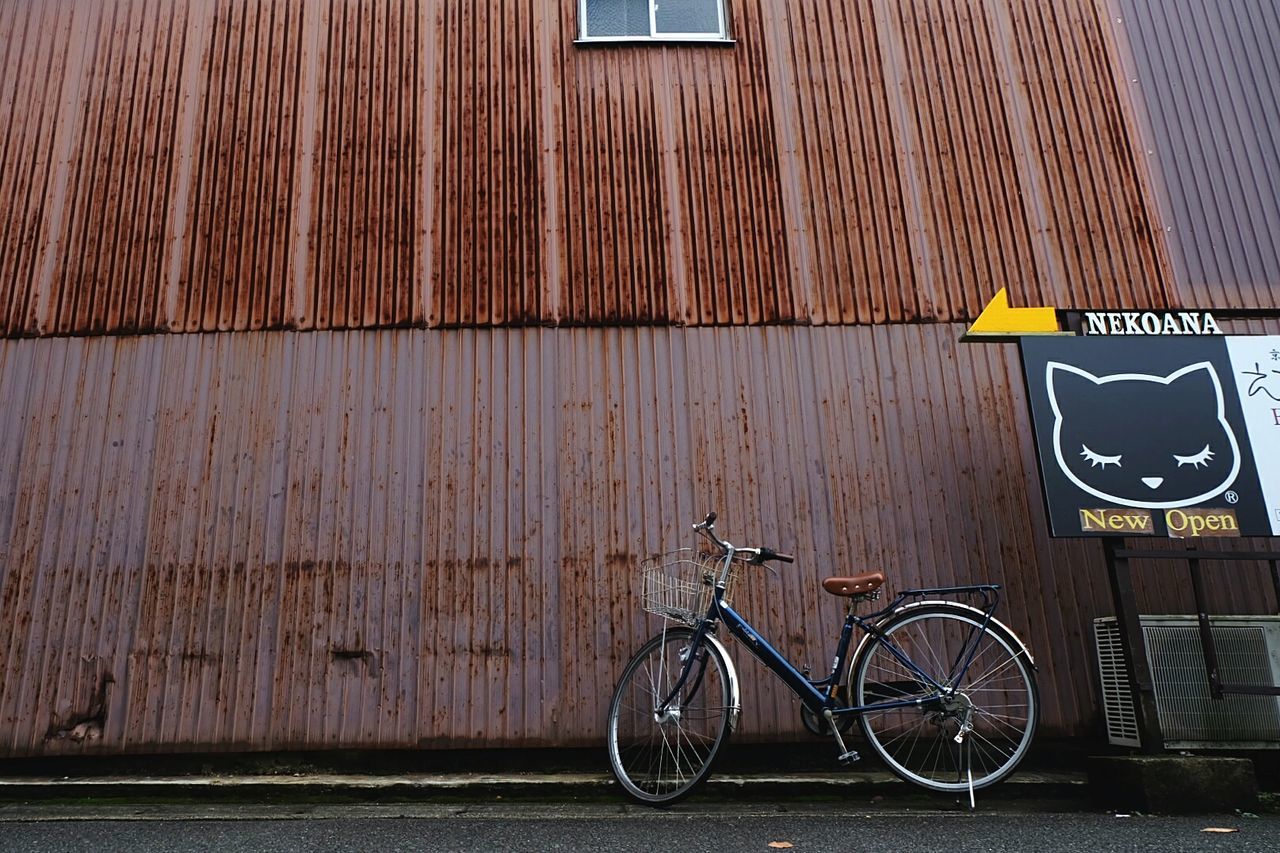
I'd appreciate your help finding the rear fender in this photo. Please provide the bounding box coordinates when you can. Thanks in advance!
[849,600,1037,673]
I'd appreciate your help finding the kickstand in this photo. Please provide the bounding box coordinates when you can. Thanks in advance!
[952,712,976,811]
[964,739,975,811]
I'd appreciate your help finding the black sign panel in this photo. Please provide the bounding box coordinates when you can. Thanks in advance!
[1020,337,1280,538]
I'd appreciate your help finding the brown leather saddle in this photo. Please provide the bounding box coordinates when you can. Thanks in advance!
[821,571,885,599]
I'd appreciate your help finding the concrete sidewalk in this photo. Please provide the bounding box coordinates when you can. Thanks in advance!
[0,768,1087,802]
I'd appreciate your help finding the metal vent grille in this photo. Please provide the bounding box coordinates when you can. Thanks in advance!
[1095,617,1280,748]
[1094,619,1140,747]
[1147,625,1280,744]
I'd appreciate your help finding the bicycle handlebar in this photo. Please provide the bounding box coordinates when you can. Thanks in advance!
[692,512,793,564]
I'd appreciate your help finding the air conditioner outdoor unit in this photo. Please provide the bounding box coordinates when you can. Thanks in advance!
[1094,615,1280,749]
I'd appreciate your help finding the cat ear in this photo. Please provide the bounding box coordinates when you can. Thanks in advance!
[1166,362,1223,405]
[1046,362,1103,412]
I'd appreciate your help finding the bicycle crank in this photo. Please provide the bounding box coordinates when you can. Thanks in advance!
[823,709,861,766]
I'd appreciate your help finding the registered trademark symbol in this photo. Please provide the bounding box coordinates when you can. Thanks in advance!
[1225,491,1239,504]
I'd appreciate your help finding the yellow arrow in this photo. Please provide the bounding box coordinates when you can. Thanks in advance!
[961,288,1065,341]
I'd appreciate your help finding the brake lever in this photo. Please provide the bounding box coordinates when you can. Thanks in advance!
[756,547,795,564]
[747,548,783,579]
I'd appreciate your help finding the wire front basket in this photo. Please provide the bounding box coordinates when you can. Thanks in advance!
[640,548,739,626]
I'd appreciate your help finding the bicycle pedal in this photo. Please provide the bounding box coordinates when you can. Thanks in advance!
[837,749,861,766]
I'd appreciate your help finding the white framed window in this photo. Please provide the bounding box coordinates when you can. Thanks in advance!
[579,0,729,42]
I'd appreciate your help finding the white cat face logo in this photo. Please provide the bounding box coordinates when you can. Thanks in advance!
[1046,361,1241,510]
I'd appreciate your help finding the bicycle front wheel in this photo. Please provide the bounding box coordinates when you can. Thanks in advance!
[606,626,734,806]
[851,605,1038,792]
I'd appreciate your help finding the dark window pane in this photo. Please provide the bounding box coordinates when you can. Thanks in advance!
[586,0,652,37]
[653,0,721,35]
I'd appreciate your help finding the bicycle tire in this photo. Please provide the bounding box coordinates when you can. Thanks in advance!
[606,626,734,806]
[850,604,1038,793]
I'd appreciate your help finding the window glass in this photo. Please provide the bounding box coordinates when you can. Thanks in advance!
[585,0,651,37]
[653,1,721,35]
[582,0,726,39]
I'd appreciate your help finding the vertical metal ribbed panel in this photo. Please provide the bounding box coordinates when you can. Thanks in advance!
[3,325,1277,756]
[0,0,427,336]
[434,0,1171,326]
[305,0,424,331]
[176,0,304,332]
[997,0,1172,312]
[1108,0,1280,310]
[432,1,548,326]
[177,0,425,332]
[0,0,69,335]
[775,0,1171,322]
[2,0,1181,335]
[0,0,194,336]
[432,1,798,326]
[559,4,796,326]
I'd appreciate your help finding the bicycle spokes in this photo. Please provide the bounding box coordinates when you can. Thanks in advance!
[606,628,734,805]
[853,606,1038,793]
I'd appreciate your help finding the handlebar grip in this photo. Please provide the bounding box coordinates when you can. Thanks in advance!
[774,552,795,563]
[758,547,794,564]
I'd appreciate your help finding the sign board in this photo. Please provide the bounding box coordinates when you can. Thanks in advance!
[1020,336,1280,538]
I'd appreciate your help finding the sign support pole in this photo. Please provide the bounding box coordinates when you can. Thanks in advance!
[1101,538,1165,754]
[1271,559,1280,615]
[1185,548,1225,700]
[1119,547,1280,698]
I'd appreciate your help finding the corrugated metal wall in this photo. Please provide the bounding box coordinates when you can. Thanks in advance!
[0,0,427,336]
[1107,0,1280,311]
[4,325,1275,755]
[1,1,1277,757]
[1,0,1174,337]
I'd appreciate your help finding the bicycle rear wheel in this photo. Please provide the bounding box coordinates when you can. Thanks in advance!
[606,626,734,806]
[851,604,1038,792]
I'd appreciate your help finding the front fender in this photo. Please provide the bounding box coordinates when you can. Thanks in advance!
[703,633,742,731]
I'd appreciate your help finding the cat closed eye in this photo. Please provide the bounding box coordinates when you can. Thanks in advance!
[1079,444,1122,468]
[1174,444,1215,468]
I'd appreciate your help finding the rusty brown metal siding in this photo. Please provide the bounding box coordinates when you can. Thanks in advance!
[777,0,1172,322]
[0,0,192,336]
[305,0,425,331]
[2,0,1275,759]
[1107,0,1280,311]
[177,0,303,332]
[3,325,1277,755]
[0,0,426,337]
[170,0,427,332]
[2,0,1174,336]
[433,1,550,326]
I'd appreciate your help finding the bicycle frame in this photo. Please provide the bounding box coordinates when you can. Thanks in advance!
[656,550,1004,723]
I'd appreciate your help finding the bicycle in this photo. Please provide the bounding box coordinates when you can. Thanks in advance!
[605,512,1039,807]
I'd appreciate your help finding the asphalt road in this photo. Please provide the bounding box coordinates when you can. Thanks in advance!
[2,802,1278,852]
